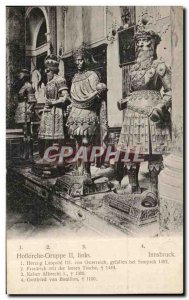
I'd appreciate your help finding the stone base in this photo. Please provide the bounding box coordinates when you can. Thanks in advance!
[159,154,183,235]
[7,165,159,237]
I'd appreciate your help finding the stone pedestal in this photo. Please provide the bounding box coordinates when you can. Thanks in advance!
[159,154,183,234]
[159,7,183,235]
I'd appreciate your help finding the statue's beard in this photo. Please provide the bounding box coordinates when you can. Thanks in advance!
[136,48,154,63]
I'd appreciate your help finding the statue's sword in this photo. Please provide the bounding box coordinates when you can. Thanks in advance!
[52,82,58,141]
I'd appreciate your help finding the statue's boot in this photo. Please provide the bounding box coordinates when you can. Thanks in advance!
[148,159,164,197]
[126,162,141,194]
[81,162,93,185]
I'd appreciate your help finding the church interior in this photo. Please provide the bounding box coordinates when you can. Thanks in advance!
[6,6,183,238]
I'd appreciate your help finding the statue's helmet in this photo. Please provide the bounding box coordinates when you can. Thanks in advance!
[19,69,30,80]
[19,68,30,76]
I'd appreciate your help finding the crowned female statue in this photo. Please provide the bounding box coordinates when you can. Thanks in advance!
[117,19,172,199]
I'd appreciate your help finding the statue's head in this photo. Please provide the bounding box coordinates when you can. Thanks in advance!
[18,69,30,82]
[73,47,86,71]
[134,16,161,62]
[135,30,161,61]
[45,54,59,81]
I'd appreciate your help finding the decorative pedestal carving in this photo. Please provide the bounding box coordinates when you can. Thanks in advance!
[103,191,158,227]
[55,175,113,198]
[159,154,183,234]
[159,7,183,236]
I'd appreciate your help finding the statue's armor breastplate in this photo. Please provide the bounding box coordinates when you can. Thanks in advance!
[67,70,100,137]
[118,60,171,154]
[129,62,163,111]
[131,64,160,91]
[18,82,35,103]
[15,82,36,124]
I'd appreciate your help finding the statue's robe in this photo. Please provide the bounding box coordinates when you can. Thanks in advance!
[38,74,66,140]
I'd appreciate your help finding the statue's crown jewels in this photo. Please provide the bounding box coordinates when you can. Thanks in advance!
[134,14,161,45]
[45,54,59,70]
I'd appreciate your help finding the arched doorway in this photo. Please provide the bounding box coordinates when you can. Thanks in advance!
[25,7,50,103]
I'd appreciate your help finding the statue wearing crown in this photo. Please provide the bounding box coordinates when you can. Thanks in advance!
[117,18,172,201]
[66,46,107,182]
[37,54,70,157]
[38,54,69,141]
[32,54,70,176]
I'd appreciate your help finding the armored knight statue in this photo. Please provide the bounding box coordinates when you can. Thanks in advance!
[66,46,107,181]
[117,19,172,199]
[15,69,36,159]
[38,54,70,161]
[15,69,36,127]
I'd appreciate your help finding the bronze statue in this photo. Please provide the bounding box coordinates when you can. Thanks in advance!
[15,69,36,126]
[117,22,172,198]
[67,46,107,181]
[14,69,36,160]
[38,54,70,159]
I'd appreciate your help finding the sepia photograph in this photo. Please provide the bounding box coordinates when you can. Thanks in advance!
[6,5,184,294]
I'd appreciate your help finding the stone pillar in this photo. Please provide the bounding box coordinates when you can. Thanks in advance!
[6,6,26,128]
[159,7,183,235]
[56,7,66,77]
[47,7,57,54]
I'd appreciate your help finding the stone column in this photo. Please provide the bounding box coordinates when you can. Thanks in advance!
[47,7,57,54]
[6,6,26,128]
[56,7,66,77]
[159,7,183,235]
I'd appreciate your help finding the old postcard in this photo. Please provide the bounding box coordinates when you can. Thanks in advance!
[6,6,184,294]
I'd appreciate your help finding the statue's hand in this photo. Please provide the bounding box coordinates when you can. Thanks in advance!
[149,106,164,123]
[117,98,128,111]
[46,100,53,107]
[51,100,58,106]
[96,83,107,95]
